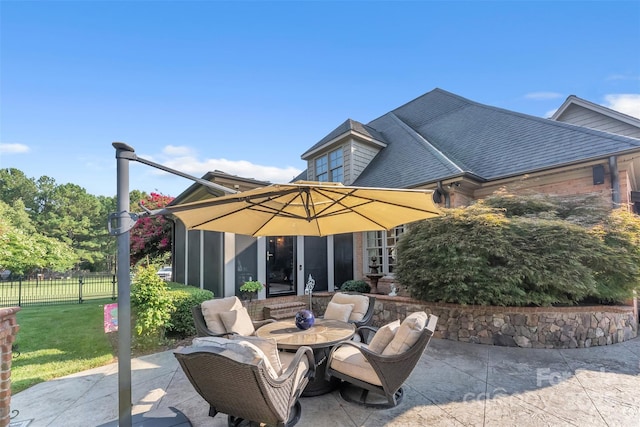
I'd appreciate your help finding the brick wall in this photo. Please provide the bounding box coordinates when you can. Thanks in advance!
[0,307,20,427]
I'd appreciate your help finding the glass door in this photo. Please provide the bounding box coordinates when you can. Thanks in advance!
[266,236,296,297]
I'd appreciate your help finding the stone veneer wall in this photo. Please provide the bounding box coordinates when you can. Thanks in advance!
[0,307,20,427]
[311,293,637,349]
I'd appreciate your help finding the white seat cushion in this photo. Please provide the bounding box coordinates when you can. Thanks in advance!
[324,301,354,322]
[232,335,282,374]
[368,320,400,354]
[219,306,255,336]
[382,312,428,356]
[329,344,382,386]
[201,296,243,334]
[192,336,280,379]
[331,293,370,322]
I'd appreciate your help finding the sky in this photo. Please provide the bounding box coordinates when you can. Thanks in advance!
[1,0,639,198]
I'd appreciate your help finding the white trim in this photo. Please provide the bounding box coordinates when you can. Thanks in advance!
[224,233,236,298]
[301,131,387,160]
[199,230,204,288]
[327,235,335,292]
[257,237,267,299]
[296,236,305,296]
[184,227,191,288]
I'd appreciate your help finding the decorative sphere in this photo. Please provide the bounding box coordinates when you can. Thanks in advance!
[295,309,315,330]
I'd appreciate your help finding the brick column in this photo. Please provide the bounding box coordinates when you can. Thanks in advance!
[0,307,20,427]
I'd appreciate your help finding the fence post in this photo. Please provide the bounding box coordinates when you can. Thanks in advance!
[78,276,84,304]
[18,278,22,307]
[112,274,117,301]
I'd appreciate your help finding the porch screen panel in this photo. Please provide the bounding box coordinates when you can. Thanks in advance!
[203,231,224,297]
[304,236,328,292]
[235,234,258,297]
[174,221,186,284]
[187,230,201,287]
[333,233,353,288]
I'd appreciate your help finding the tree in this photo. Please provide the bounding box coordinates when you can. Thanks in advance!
[0,168,38,213]
[130,192,174,266]
[0,200,77,275]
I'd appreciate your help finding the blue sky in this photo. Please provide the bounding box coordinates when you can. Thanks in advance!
[1,0,639,198]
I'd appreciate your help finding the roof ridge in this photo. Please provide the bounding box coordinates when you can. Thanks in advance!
[387,112,464,173]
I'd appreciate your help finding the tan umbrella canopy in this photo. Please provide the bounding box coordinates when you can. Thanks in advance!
[167,181,442,237]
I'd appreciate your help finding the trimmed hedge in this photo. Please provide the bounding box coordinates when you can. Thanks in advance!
[166,283,214,337]
[339,279,371,293]
[395,193,640,306]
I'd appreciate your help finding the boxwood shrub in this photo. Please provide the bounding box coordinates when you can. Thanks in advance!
[166,283,214,337]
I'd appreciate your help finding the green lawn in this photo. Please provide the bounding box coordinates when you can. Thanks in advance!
[11,301,116,394]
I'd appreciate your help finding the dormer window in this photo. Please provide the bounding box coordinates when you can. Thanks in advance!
[315,148,343,183]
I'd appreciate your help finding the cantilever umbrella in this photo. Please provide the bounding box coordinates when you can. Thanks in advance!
[166,180,442,236]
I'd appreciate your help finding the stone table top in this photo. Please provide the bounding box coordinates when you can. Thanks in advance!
[255,318,355,350]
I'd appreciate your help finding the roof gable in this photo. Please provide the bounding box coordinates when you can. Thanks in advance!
[301,118,386,160]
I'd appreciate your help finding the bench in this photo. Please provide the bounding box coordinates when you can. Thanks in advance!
[263,301,307,320]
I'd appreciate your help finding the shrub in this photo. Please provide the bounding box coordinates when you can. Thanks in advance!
[340,280,371,293]
[166,285,214,337]
[131,265,174,342]
[395,193,640,306]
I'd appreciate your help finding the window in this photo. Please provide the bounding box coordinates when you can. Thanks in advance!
[315,148,343,183]
[365,225,405,274]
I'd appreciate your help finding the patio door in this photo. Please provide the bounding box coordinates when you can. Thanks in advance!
[266,236,296,297]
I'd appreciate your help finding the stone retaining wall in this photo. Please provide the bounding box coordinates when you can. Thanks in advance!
[311,293,638,349]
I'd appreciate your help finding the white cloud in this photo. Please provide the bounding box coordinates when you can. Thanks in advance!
[603,94,640,119]
[524,92,564,100]
[0,143,30,154]
[606,74,640,81]
[544,108,558,119]
[157,145,303,183]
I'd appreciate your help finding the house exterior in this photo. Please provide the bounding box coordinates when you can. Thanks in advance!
[171,88,640,299]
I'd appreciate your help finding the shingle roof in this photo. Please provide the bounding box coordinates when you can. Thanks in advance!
[301,119,386,159]
[351,88,640,188]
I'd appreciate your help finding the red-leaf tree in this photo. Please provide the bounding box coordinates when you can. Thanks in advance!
[130,192,174,266]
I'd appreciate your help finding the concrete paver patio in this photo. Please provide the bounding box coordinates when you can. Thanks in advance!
[10,336,640,426]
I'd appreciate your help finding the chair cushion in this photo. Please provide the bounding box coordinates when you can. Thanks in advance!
[201,296,243,334]
[231,335,282,374]
[191,336,280,379]
[331,293,370,322]
[219,306,255,336]
[329,345,382,386]
[382,312,428,356]
[368,320,400,354]
[324,301,354,322]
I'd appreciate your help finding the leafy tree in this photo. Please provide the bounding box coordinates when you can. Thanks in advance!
[0,201,77,274]
[130,192,174,266]
[0,168,38,212]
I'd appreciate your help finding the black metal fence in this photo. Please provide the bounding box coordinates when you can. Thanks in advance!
[0,273,118,307]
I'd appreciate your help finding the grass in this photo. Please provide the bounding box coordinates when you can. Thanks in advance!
[12,300,117,394]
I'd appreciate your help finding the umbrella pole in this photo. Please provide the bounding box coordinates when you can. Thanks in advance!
[114,143,134,427]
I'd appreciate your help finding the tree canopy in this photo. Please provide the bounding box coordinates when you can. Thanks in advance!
[0,167,174,275]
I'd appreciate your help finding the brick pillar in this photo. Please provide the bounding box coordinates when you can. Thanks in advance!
[0,307,20,427]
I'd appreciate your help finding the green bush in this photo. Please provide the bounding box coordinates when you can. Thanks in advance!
[395,193,640,306]
[131,265,175,341]
[166,285,214,337]
[340,279,371,293]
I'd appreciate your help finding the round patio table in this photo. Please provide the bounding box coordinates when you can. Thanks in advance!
[256,318,355,396]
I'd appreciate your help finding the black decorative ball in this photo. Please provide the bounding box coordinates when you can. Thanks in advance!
[294,309,315,330]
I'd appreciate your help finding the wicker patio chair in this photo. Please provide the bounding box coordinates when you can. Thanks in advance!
[192,296,275,338]
[323,292,376,328]
[175,341,315,427]
[325,313,438,408]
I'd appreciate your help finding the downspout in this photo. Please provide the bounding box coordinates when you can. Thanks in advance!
[609,156,621,207]
[437,181,451,208]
